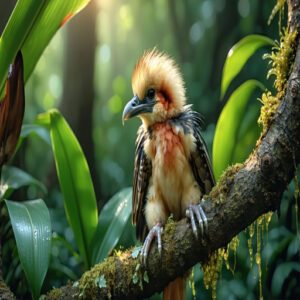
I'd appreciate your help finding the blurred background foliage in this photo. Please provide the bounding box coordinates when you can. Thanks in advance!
[0,0,299,299]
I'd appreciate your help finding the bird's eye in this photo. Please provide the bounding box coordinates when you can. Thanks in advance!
[147,88,155,99]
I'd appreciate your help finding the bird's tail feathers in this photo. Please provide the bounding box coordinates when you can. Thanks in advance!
[163,277,185,300]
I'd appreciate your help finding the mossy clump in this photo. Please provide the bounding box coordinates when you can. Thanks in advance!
[245,212,273,300]
[259,28,298,131]
[78,256,117,299]
[258,91,281,130]
[222,235,240,273]
[268,0,286,26]
[247,223,255,268]
[46,288,63,300]
[201,235,240,300]
[266,28,297,92]
[201,249,224,300]
[210,163,244,204]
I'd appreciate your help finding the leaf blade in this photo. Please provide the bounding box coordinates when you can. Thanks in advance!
[221,34,274,98]
[213,80,263,180]
[0,0,91,97]
[271,262,300,296]
[0,166,47,199]
[40,109,98,269]
[5,199,51,300]
[20,124,51,146]
[91,188,132,265]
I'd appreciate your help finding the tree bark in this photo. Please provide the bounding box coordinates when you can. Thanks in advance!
[45,0,300,299]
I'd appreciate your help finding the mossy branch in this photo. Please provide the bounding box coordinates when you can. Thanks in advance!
[43,0,299,299]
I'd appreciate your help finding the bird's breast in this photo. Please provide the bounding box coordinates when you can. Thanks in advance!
[152,123,184,169]
[144,122,197,218]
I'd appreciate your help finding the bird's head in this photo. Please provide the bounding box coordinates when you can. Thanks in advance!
[122,49,186,127]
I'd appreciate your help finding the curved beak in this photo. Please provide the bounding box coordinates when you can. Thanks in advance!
[122,95,155,124]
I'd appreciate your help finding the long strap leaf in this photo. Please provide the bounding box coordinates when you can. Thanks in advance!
[38,109,98,269]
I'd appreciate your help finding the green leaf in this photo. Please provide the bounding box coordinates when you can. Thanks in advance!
[213,80,264,180]
[20,124,51,146]
[271,262,300,296]
[0,0,91,97]
[39,109,98,269]
[49,262,77,281]
[0,166,47,199]
[5,199,51,300]
[52,233,80,261]
[221,35,274,98]
[231,102,261,163]
[91,188,132,265]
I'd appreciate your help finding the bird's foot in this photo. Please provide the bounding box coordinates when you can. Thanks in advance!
[141,222,163,265]
[186,200,208,239]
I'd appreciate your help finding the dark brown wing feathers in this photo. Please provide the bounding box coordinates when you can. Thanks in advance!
[189,110,215,194]
[132,126,152,241]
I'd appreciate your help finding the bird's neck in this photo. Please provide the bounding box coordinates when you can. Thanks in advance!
[142,112,183,133]
[144,120,170,139]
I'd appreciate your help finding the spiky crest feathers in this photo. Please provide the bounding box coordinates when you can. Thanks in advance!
[132,49,186,125]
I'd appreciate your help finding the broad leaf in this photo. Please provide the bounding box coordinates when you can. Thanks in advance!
[20,124,51,146]
[271,262,300,296]
[0,0,91,97]
[213,80,264,180]
[52,233,80,261]
[91,188,132,265]
[0,166,47,199]
[231,103,261,163]
[38,109,98,269]
[221,35,274,98]
[49,262,77,281]
[5,199,51,300]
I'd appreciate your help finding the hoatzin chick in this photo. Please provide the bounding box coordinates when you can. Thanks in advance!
[122,49,215,300]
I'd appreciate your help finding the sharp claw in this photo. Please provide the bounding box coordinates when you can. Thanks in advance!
[192,205,203,235]
[186,208,190,218]
[199,205,208,234]
[141,235,152,265]
[141,223,163,265]
[188,205,198,239]
[186,201,208,239]
[157,232,162,255]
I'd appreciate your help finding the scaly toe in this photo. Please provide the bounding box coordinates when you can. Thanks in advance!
[186,201,208,239]
[141,222,163,265]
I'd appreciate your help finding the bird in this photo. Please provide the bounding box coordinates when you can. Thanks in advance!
[122,49,215,300]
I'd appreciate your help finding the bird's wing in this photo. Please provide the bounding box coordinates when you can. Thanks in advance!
[189,111,215,195]
[132,126,152,241]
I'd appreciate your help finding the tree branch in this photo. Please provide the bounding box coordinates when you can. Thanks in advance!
[46,1,300,299]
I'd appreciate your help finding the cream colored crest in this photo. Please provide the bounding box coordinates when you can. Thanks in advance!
[132,49,186,125]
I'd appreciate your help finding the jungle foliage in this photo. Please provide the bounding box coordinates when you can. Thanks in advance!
[0,0,299,299]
